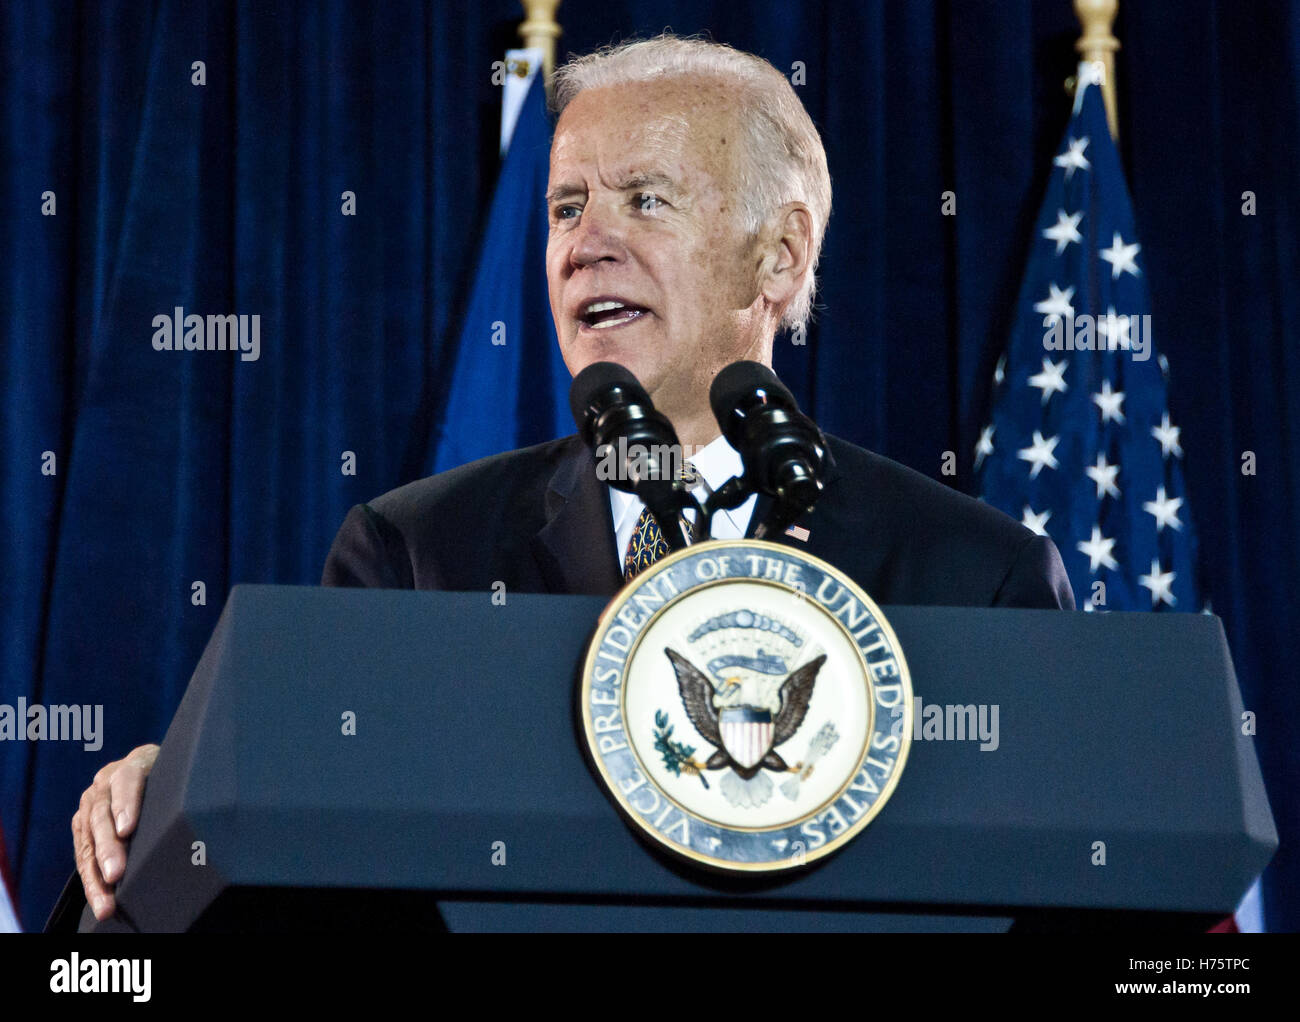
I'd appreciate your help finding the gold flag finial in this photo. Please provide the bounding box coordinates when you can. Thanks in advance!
[1073,0,1120,140]
[519,0,562,96]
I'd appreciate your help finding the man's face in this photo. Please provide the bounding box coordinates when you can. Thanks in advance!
[546,77,771,425]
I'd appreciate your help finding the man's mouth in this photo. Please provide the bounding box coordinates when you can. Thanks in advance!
[578,299,650,331]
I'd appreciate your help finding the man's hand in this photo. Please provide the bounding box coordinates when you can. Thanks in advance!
[71,744,160,921]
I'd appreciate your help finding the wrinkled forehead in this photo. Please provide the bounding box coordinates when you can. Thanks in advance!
[550,77,743,193]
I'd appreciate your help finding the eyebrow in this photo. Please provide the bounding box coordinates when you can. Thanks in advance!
[615,171,679,193]
[545,170,681,206]
[545,183,583,206]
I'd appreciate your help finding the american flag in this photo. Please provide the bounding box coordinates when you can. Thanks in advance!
[976,63,1200,615]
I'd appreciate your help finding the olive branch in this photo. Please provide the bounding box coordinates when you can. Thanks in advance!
[653,709,710,789]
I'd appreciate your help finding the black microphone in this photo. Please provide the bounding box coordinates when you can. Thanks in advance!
[709,360,827,539]
[569,361,695,550]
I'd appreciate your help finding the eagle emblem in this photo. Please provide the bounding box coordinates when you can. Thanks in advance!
[662,647,829,807]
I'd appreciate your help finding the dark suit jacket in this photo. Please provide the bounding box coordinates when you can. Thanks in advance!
[322,433,1075,610]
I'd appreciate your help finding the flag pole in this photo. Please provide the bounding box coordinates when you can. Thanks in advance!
[1072,0,1120,140]
[519,0,562,98]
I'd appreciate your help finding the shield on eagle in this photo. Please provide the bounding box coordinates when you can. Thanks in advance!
[719,706,775,769]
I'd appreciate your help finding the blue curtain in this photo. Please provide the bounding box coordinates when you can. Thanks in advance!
[3,0,1297,931]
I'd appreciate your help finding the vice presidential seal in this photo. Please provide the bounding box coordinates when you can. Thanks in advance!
[580,539,913,872]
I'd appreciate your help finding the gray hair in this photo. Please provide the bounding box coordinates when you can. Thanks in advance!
[552,35,833,334]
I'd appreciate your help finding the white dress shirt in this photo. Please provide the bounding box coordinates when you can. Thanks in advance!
[609,434,759,564]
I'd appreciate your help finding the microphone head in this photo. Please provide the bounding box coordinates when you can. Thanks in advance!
[568,360,683,495]
[709,360,826,519]
[709,360,798,442]
[569,361,651,445]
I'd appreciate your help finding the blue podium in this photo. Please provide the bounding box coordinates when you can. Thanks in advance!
[68,585,1275,932]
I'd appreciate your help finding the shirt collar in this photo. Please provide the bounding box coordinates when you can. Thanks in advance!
[608,433,741,532]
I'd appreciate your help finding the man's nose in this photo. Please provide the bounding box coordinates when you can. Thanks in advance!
[568,201,624,269]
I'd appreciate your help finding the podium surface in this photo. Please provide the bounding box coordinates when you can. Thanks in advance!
[79,585,1275,932]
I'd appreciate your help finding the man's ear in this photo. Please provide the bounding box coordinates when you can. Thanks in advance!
[757,203,814,314]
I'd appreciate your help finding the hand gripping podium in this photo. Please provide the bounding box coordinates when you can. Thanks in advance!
[74,585,1275,932]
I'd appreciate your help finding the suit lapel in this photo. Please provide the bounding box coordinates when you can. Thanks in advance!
[745,493,775,539]
[531,438,624,596]
[743,440,841,545]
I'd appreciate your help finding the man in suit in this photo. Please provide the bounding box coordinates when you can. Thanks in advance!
[71,35,1072,924]
[321,431,1071,609]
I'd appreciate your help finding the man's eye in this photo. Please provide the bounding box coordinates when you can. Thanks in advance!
[635,192,665,213]
[554,205,581,222]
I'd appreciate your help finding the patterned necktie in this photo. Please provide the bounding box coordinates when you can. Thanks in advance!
[623,507,681,580]
[621,507,702,572]
[622,461,701,580]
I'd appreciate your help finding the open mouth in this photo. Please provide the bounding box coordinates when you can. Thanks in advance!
[578,299,650,331]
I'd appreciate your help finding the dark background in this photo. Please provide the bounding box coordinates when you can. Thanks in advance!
[2,0,1296,930]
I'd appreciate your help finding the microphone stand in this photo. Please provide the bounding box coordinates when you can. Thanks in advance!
[628,468,703,552]
[697,471,822,542]
[654,489,700,550]
[696,476,749,540]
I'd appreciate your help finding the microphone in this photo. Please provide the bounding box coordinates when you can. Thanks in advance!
[569,361,695,550]
[709,361,827,539]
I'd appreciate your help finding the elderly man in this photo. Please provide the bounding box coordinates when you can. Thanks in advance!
[71,36,1073,923]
